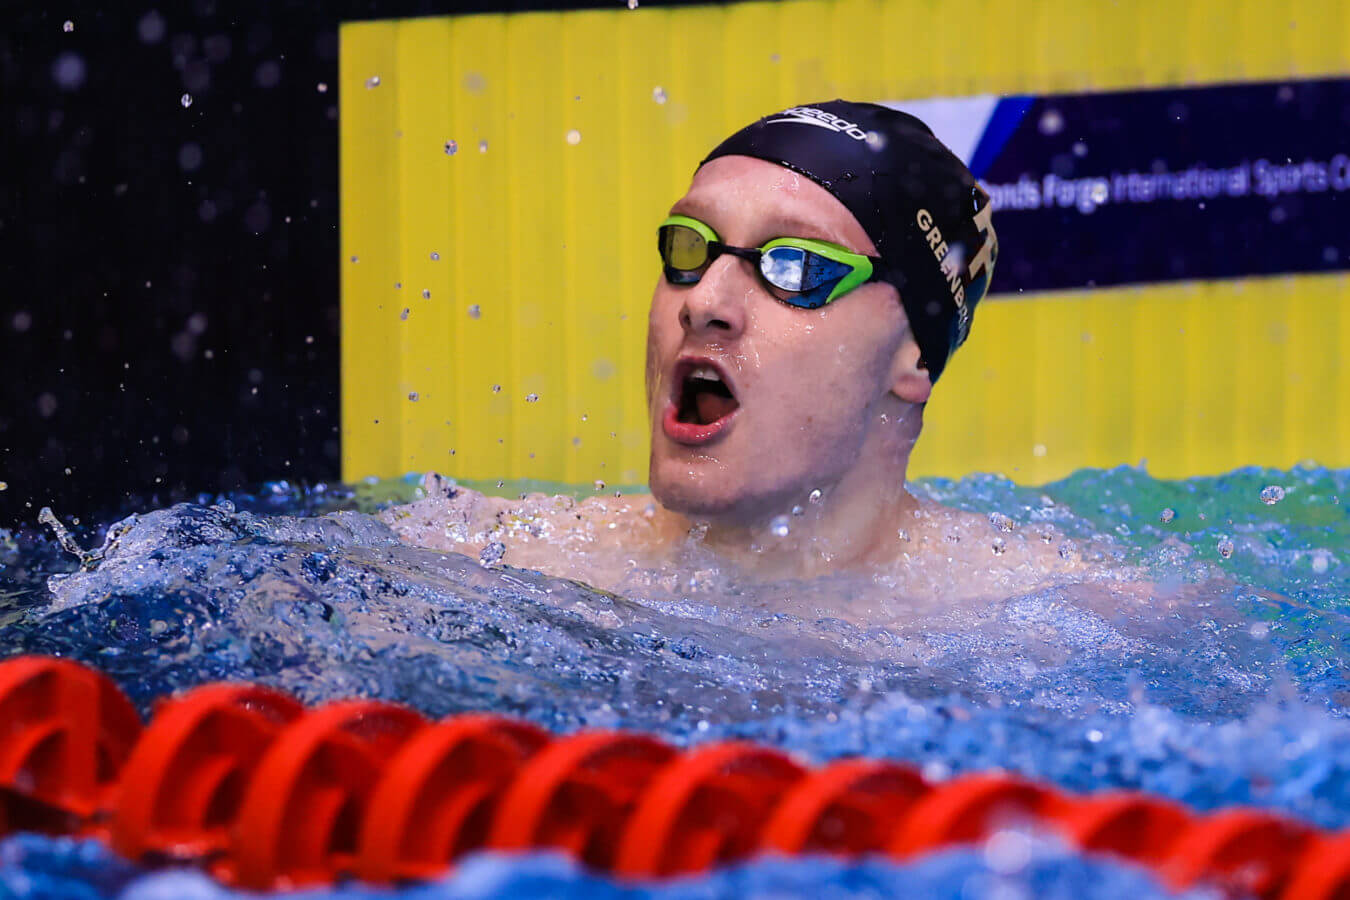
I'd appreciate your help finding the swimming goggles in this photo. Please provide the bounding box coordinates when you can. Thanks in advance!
[657,214,889,310]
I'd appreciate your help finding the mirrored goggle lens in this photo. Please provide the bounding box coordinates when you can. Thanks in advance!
[658,224,709,272]
[759,245,853,293]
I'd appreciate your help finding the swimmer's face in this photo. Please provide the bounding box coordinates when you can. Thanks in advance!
[646,155,929,522]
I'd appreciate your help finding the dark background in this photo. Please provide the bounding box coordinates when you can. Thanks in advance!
[981,79,1349,293]
[1,0,703,529]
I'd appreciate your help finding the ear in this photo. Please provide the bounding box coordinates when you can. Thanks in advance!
[887,331,933,404]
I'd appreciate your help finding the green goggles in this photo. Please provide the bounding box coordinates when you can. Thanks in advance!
[657,214,889,310]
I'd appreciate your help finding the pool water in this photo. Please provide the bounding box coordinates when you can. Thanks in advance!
[1,464,1347,898]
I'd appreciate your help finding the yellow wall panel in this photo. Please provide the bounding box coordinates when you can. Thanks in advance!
[341,0,1349,487]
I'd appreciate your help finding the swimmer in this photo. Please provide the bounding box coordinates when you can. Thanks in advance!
[384,100,1081,602]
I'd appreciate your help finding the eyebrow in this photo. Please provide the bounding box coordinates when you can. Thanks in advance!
[668,203,850,248]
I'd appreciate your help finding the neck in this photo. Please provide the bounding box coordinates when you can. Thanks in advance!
[688,402,924,577]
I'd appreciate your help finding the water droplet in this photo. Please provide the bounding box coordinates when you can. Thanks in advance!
[365,75,381,88]
[594,480,606,491]
[421,288,431,299]
[1311,551,1330,574]
[991,537,1006,555]
[407,391,419,401]
[444,140,458,155]
[1086,728,1104,743]
[180,93,193,108]
[0,482,7,491]
[652,86,667,104]
[525,393,539,402]
[491,384,501,393]
[478,139,488,153]
[808,489,823,504]
[350,255,359,263]
[565,129,582,145]
[1090,181,1109,204]
[864,131,886,151]
[896,528,910,542]
[478,541,505,567]
[988,512,1014,533]
[1159,508,1175,523]
[399,308,410,320]
[317,82,328,93]
[63,20,74,32]
[1038,108,1064,135]
[1217,538,1235,559]
[627,0,638,8]
[770,515,790,538]
[430,251,440,261]
[467,304,481,319]
[791,505,804,517]
[1260,485,1286,505]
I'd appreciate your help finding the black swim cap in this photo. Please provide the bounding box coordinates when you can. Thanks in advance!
[699,100,998,382]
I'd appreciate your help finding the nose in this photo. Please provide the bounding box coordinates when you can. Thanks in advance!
[678,255,748,339]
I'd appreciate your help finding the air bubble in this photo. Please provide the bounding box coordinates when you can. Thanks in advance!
[1159,508,1175,523]
[1217,538,1235,559]
[770,515,790,538]
[1260,485,1285,505]
[180,93,194,108]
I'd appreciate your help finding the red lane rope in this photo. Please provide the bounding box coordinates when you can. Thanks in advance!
[0,655,1343,898]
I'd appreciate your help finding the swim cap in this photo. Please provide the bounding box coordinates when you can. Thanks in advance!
[699,100,998,382]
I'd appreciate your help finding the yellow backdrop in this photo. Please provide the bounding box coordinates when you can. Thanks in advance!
[339,0,1349,487]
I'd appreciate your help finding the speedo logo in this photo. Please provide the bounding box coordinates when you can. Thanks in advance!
[765,107,869,141]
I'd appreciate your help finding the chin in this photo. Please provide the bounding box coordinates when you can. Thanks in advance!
[648,457,745,520]
[648,454,791,524]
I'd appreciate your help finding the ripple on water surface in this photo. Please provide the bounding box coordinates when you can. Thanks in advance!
[1,464,1347,898]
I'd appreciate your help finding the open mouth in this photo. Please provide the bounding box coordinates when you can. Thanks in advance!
[674,359,739,426]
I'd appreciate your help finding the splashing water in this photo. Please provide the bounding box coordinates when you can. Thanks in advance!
[2,464,1349,898]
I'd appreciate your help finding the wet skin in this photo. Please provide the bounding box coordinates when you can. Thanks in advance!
[384,156,1082,599]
